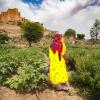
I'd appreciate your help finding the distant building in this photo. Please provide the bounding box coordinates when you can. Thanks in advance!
[0,8,27,23]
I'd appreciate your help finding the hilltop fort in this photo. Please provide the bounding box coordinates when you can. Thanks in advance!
[0,8,27,23]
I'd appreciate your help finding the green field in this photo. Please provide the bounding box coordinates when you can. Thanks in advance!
[68,45,100,95]
[41,44,100,95]
[0,44,47,91]
[0,44,100,95]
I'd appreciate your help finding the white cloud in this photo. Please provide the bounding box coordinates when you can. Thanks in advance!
[0,0,100,39]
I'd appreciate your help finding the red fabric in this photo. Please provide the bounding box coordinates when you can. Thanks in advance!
[50,33,63,61]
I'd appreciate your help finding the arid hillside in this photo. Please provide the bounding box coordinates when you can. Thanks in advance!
[0,23,22,37]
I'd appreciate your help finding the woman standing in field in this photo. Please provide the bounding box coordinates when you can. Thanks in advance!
[49,33,69,91]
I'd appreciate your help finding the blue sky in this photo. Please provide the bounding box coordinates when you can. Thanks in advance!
[23,0,100,6]
[22,0,66,5]
[0,0,100,39]
[23,0,65,4]
[23,0,44,5]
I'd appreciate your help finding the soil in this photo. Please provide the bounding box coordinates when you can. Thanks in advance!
[0,86,89,100]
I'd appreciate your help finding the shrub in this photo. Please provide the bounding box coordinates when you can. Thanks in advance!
[0,34,9,44]
[77,34,85,40]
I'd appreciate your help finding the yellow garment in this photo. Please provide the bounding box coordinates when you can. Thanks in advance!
[49,41,68,85]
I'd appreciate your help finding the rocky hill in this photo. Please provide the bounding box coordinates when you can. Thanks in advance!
[0,23,22,37]
[0,8,58,47]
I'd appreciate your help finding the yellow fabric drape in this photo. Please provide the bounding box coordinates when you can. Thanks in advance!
[49,39,68,85]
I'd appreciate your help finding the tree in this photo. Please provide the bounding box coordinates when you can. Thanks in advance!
[0,34,9,44]
[77,34,85,40]
[64,28,76,38]
[90,19,100,40]
[21,22,44,47]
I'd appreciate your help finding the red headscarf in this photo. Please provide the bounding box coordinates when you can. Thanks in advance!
[50,33,63,61]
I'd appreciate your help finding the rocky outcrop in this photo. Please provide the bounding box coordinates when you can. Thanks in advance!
[0,23,22,37]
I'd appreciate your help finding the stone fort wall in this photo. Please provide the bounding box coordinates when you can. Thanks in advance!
[0,8,26,23]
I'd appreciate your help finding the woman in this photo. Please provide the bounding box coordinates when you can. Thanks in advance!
[49,33,69,91]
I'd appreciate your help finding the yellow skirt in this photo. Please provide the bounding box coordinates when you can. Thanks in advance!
[49,48,68,85]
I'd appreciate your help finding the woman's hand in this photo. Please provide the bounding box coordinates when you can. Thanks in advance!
[62,53,69,64]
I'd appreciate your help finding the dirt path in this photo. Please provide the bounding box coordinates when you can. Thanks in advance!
[0,86,89,100]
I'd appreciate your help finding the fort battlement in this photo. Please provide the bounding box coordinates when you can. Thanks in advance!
[0,8,27,23]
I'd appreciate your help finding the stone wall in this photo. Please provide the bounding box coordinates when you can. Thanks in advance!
[0,8,26,23]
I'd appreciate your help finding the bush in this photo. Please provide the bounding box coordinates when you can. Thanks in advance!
[0,46,47,91]
[77,34,85,40]
[0,34,9,44]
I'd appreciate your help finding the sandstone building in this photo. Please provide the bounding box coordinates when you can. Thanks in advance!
[0,8,27,23]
